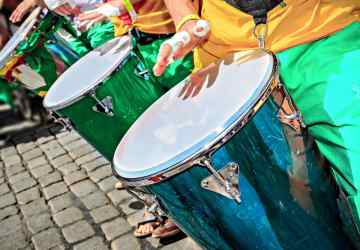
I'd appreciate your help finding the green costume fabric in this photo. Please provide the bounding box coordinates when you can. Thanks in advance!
[0,78,14,106]
[277,22,360,240]
[67,22,115,56]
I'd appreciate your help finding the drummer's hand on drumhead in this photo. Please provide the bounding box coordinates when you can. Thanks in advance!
[153,20,210,77]
[10,0,37,23]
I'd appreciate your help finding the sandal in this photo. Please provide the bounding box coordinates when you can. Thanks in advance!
[152,219,181,239]
[133,214,161,238]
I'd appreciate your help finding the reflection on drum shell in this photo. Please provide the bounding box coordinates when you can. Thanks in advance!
[145,86,352,250]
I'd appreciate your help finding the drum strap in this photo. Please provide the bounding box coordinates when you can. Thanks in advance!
[123,0,138,23]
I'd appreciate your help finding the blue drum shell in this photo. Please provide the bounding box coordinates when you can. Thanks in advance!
[147,93,353,250]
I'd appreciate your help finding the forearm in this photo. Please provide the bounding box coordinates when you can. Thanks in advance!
[163,0,197,25]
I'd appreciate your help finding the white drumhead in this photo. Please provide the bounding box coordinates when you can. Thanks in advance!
[43,36,132,110]
[0,7,41,69]
[113,50,276,180]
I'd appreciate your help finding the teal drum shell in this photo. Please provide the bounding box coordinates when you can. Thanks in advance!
[146,92,354,250]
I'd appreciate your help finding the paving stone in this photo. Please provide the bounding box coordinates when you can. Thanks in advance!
[53,128,69,138]
[81,157,109,173]
[43,182,68,200]
[0,205,18,221]
[8,171,30,184]
[126,209,144,227]
[45,148,67,160]
[16,186,41,205]
[16,141,36,154]
[70,180,98,198]
[51,155,73,168]
[1,146,17,158]
[49,244,66,250]
[53,207,84,227]
[3,154,21,167]
[118,198,144,216]
[62,220,95,243]
[0,229,28,249]
[57,131,81,145]
[0,192,16,208]
[12,133,33,144]
[101,217,132,241]
[22,148,43,161]
[30,164,53,178]
[26,212,54,234]
[0,215,22,236]
[162,238,202,250]
[36,134,55,145]
[11,176,37,193]
[89,165,112,183]
[90,205,120,224]
[5,163,25,176]
[48,193,74,213]
[0,169,3,178]
[68,144,95,160]
[0,177,4,185]
[0,183,10,195]
[39,141,62,152]
[21,198,48,218]
[38,171,62,188]
[63,138,88,151]
[32,228,63,250]
[81,191,109,210]
[73,236,108,250]
[98,176,118,193]
[107,190,131,206]
[57,163,79,175]
[75,152,102,166]
[28,156,48,169]
[63,170,87,185]
[111,233,141,250]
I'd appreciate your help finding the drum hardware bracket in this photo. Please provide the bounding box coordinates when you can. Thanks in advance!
[200,158,241,203]
[49,112,73,131]
[89,90,114,117]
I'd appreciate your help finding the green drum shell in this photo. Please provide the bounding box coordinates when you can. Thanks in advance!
[58,53,163,160]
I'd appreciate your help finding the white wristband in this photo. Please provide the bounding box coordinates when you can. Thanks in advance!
[192,20,210,38]
[161,31,191,53]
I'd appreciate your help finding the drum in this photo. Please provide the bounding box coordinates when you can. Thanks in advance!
[113,51,354,250]
[43,36,163,160]
[0,8,80,97]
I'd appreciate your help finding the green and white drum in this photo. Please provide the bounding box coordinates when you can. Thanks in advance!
[43,36,163,160]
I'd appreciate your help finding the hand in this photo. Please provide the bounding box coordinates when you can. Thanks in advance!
[153,19,210,77]
[53,3,80,16]
[178,62,219,99]
[10,0,38,23]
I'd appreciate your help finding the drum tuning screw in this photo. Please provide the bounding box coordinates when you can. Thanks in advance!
[201,180,209,188]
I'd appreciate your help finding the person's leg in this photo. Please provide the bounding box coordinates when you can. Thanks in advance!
[277,21,360,241]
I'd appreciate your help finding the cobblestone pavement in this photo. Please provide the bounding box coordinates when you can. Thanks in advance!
[0,105,201,250]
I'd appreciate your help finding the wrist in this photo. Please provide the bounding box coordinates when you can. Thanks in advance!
[175,14,200,32]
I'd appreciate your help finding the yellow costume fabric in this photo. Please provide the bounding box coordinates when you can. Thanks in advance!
[113,0,176,36]
[194,0,359,70]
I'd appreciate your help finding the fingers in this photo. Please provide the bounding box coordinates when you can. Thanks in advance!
[10,4,26,23]
[153,43,173,77]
